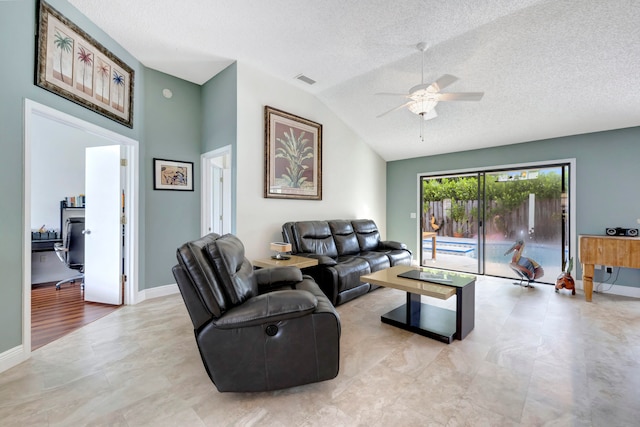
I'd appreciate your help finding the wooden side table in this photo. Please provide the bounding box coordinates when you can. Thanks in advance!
[253,255,319,269]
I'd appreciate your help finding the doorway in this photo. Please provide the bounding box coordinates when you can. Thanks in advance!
[23,99,139,355]
[201,146,232,236]
[420,160,575,284]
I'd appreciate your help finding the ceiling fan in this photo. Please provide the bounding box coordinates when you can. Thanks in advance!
[376,42,484,123]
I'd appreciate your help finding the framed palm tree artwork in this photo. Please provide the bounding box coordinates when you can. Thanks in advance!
[35,0,134,128]
[264,106,322,200]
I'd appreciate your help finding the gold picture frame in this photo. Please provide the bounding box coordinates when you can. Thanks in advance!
[35,0,134,128]
[264,106,322,200]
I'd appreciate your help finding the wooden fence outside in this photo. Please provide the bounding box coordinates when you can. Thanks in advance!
[423,198,562,241]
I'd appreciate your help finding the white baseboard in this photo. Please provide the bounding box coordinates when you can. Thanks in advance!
[575,280,640,298]
[0,345,28,375]
[593,283,640,298]
[134,283,179,304]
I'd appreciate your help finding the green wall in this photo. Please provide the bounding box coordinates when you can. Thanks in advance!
[202,63,237,153]
[143,69,202,287]
[387,127,640,285]
[201,62,237,232]
[0,0,202,353]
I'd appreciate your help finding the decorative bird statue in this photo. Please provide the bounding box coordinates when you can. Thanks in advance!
[504,239,544,287]
[555,257,575,295]
[430,214,442,232]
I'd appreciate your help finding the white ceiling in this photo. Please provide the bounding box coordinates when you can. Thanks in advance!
[68,0,640,161]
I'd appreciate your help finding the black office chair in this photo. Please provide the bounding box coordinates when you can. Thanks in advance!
[54,217,85,290]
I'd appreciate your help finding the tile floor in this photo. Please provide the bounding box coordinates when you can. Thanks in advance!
[1,276,639,426]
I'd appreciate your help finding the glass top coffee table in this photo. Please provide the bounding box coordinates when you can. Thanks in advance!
[360,265,476,343]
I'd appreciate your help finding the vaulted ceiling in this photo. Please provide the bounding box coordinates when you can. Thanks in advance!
[69,0,640,161]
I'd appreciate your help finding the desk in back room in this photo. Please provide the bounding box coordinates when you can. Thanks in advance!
[579,234,640,302]
[32,239,62,252]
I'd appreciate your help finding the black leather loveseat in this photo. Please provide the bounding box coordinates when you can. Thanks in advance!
[282,219,412,305]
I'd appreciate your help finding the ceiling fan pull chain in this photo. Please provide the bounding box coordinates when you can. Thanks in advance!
[420,44,425,85]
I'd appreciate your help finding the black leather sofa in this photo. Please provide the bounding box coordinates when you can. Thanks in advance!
[282,219,412,305]
[172,233,341,392]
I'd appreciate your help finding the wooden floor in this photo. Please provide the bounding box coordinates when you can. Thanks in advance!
[31,282,120,351]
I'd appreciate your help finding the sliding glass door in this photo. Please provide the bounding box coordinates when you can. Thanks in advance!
[420,163,570,284]
[420,173,483,274]
[483,166,567,282]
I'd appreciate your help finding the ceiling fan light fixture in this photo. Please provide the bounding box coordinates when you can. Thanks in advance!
[407,99,438,116]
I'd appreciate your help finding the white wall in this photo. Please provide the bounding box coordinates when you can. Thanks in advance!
[236,63,387,259]
[30,114,108,231]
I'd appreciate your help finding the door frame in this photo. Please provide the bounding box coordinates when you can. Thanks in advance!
[416,158,577,276]
[201,146,232,236]
[22,99,139,357]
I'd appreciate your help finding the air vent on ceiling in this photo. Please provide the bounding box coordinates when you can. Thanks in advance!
[294,74,316,85]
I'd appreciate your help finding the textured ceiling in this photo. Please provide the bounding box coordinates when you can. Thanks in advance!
[69,0,640,161]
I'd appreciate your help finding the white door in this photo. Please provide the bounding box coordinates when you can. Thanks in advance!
[211,165,223,233]
[211,165,231,234]
[84,145,123,305]
[221,167,231,234]
[201,147,232,236]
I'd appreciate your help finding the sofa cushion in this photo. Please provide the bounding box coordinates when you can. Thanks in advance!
[176,233,227,318]
[329,220,360,256]
[281,222,299,252]
[357,251,391,272]
[296,221,339,257]
[332,257,371,292]
[351,219,382,251]
[386,249,413,266]
[205,234,257,306]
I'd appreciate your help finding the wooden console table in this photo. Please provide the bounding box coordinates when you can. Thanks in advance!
[579,234,640,302]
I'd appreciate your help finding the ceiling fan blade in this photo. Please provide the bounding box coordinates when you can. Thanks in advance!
[376,100,414,118]
[438,92,484,101]
[374,92,411,97]
[432,75,458,91]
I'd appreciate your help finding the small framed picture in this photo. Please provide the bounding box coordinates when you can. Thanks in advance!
[153,158,194,191]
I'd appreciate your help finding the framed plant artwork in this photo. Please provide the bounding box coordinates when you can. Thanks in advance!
[153,158,194,191]
[35,0,134,128]
[264,106,322,200]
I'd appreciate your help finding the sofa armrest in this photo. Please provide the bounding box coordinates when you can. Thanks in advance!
[213,290,317,329]
[254,266,303,289]
[303,253,338,266]
[379,240,410,252]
